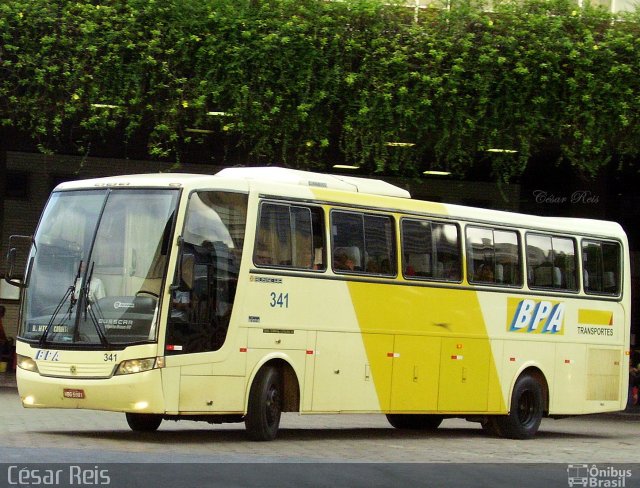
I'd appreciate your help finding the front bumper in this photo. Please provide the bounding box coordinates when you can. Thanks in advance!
[17,368,166,413]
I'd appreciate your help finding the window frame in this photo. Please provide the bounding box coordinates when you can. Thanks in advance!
[465,225,523,288]
[330,209,397,278]
[253,200,326,272]
[581,238,622,297]
[400,217,463,283]
[525,232,579,293]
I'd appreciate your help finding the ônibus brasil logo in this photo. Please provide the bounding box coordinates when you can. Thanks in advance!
[567,464,632,487]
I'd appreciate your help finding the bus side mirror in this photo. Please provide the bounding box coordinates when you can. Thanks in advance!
[5,248,25,288]
[4,235,34,289]
[5,248,16,281]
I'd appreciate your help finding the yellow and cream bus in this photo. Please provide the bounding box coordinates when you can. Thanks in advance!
[6,167,630,440]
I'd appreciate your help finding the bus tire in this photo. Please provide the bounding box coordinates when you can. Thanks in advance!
[125,412,162,432]
[495,374,543,439]
[386,414,443,430]
[245,366,282,441]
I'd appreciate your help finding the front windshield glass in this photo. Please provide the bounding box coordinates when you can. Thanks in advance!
[20,188,179,347]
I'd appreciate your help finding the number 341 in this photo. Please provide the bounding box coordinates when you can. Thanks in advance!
[270,292,289,308]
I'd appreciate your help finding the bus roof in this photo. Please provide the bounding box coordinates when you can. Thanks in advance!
[54,167,411,199]
[215,167,411,198]
[438,202,625,239]
[53,168,625,240]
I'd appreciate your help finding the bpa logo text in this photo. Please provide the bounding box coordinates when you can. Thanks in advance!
[508,299,565,334]
[34,350,60,361]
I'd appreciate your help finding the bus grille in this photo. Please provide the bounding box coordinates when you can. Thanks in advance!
[37,362,115,379]
[587,348,620,401]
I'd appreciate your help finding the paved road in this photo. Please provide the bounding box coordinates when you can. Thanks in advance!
[1,385,639,487]
[2,387,639,463]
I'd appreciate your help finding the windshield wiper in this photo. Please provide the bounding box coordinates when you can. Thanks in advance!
[39,260,83,346]
[82,262,110,348]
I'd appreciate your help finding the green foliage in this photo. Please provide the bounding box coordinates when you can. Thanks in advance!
[1,0,639,179]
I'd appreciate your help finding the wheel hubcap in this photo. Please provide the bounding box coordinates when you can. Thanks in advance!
[265,384,281,426]
[517,389,535,426]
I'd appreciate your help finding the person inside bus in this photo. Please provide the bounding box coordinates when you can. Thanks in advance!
[73,262,106,305]
[333,248,355,271]
[475,263,494,283]
[444,260,461,281]
[366,259,380,273]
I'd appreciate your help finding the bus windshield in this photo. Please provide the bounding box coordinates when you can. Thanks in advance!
[20,188,179,347]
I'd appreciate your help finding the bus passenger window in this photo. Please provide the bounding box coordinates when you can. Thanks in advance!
[363,215,395,275]
[526,234,577,291]
[436,224,461,281]
[402,219,432,278]
[466,226,521,286]
[582,240,621,295]
[401,219,461,282]
[255,203,291,266]
[331,210,395,276]
[254,202,325,270]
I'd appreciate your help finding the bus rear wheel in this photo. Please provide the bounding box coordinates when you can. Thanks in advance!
[494,374,544,439]
[386,414,443,430]
[125,412,162,432]
[245,366,283,441]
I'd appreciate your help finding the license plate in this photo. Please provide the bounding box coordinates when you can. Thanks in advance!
[63,389,85,399]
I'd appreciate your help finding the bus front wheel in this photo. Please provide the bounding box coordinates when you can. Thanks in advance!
[245,366,283,441]
[125,412,162,432]
[386,414,443,430]
[495,374,544,439]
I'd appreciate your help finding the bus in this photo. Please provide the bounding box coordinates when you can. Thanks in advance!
[6,167,630,440]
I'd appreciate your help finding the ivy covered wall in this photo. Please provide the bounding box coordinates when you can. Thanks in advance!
[1,0,639,181]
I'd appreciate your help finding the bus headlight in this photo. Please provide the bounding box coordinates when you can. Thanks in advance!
[115,357,164,375]
[17,355,39,373]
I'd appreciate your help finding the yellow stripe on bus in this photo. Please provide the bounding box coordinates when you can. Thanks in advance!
[346,282,505,413]
[578,309,613,326]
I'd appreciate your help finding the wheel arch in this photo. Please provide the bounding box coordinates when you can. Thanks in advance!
[510,365,550,416]
[245,354,301,413]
